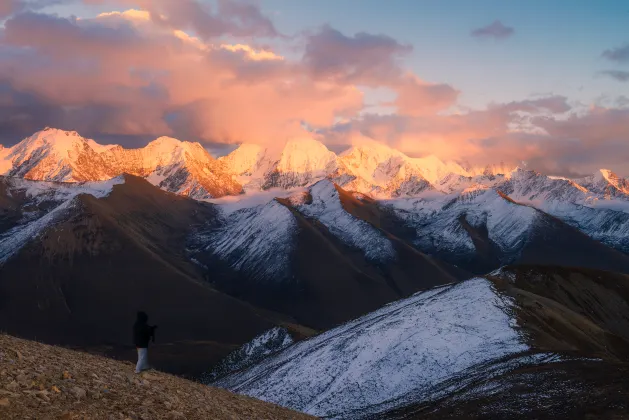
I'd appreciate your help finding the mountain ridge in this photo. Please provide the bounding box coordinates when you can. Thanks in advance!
[0,128,242,199]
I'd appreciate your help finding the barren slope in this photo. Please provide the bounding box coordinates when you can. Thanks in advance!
[0,334,313,420]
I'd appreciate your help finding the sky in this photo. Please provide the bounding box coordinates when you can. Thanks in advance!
[1,0,628,175]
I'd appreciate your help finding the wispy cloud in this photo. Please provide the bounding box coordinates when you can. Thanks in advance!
[602,43,629,63]
[598,70,629,82]
[0,0,70,19]
[470,20,514,39]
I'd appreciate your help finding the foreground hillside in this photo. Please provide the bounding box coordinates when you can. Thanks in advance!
[0,334,313,420]
[217,266,629,419]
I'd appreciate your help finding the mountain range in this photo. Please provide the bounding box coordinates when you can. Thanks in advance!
[2,128,629,417]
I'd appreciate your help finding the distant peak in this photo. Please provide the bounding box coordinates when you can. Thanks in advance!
[598,168,615,178]
[282,136,330,150]
[148,136,184,146]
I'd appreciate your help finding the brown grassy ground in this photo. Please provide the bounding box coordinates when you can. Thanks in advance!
[0,334,314,420]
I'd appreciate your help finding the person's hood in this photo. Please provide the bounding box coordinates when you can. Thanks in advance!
[136,311,148,324]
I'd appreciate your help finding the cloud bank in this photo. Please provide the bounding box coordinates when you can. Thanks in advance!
[0,0,628,176]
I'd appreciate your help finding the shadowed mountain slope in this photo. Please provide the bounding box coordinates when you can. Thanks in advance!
[0,175,310,376]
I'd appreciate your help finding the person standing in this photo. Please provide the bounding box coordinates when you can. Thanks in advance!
[133,311,157,374]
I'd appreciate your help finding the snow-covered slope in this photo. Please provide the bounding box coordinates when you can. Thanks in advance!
[0,176,125,264]
[203,327,294,382]
[295,180,396,264]
[0,128,241,199]
[387,187,538,264]
[192,199,298,283]
[216,277,529,418]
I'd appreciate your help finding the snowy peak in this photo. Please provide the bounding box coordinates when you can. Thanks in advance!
[275,137,337,175]
[0,128,241,199]
[218,143,270,176]
[575,168,629,199]
[595,169,629,194]
[2,128,113,182]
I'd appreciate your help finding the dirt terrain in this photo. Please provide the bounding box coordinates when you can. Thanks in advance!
[0,334,313,419]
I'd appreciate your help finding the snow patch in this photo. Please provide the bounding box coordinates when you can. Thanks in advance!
[204,327,294,383]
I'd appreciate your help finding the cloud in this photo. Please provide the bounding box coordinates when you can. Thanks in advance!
[470,20,514,39]
[1,3,628,177]
[598,70,629,82]
[320,95,629,176]
[83,0,281,40]
[602,43,629,63]
[497,96,571,114]
[0,0,70,19]
[392,75,459,116]
[303,25,412,85]
[0,9,362,146]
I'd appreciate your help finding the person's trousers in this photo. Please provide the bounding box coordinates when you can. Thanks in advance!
[135,347,149,373]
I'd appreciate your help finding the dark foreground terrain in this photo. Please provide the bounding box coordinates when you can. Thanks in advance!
[0,333,313,419]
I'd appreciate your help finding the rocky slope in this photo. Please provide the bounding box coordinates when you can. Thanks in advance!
[0,128,241,199]
[0,333,313,420]
[216,265,629,419]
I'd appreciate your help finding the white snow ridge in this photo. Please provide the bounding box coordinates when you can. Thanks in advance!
[297,180,396,264]
[216,278,529,418]
[198,199,298,283]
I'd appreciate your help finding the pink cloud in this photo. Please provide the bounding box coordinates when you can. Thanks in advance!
[0,3,628,177]
[392,75,459,116]
[0,9,362,145]
[303,25,412,85]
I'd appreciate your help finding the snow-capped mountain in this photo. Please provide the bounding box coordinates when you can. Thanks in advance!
[220,138,471,198]
[216,277,531,418]
[0,128,241,199]
[0,129,114,182]
[190,179,464,329]
[5,128,629,274]
[386,186,539,268]
[0,175,125,263]
[216,265,629,419]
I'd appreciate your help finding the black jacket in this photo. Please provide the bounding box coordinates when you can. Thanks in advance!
[133,312,156,348]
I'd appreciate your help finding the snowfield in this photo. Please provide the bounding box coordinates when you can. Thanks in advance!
[216,278,529,418]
